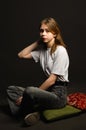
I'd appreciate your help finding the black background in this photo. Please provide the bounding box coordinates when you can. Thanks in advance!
[0,0,86,130]
[0,0,86,96]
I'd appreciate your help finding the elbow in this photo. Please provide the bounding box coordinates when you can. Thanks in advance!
[49,79,56,86]
[18,52,28,59]
[48,74,57,86]
[18,52,23,58]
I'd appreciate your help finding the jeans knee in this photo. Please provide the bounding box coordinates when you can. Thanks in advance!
[24,86,35,97]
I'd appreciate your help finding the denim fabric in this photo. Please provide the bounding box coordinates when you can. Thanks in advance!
[7,84,67,116]
[7,86,25,115]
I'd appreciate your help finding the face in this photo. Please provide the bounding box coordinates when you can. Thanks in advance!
[40,24,56,45]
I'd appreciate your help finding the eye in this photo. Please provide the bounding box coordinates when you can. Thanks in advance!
[45,29,49,32]
[40,29,44,33]
[40,29,50,33]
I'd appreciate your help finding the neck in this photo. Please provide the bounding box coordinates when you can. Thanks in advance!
[47,38,55,48]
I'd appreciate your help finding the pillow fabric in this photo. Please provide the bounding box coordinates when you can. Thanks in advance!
[42,105,81,121]
[67,92,86,110]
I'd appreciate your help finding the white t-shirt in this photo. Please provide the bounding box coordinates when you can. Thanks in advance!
[31,46,69,82]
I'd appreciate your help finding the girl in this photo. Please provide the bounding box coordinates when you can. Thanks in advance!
[7,17,69,126]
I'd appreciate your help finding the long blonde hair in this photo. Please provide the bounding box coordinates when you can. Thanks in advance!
[39,17,66,54]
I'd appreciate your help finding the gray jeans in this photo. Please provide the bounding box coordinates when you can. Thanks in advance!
[7,84,67,116]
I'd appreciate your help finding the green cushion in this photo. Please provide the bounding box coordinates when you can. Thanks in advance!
[42,105,81,121]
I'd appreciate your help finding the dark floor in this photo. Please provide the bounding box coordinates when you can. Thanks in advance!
[0,82,86,130]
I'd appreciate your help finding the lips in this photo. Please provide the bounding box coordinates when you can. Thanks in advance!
[42,37,47,40]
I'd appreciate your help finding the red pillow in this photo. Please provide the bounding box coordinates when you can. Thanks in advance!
[67,92,86,110]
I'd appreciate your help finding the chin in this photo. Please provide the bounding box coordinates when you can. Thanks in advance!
[41,38,48,43]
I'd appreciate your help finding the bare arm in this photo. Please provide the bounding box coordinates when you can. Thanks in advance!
[18,41,38,59]
[39,74,57,90]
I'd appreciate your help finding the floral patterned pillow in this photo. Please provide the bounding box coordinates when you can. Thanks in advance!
[67,92,86,110]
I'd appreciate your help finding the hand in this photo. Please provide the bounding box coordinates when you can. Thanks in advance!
[16,96,23,106]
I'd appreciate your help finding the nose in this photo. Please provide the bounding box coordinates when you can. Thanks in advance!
[42,30,46,35]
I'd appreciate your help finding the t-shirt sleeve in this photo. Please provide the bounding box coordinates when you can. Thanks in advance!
[51,47,69,76]
[31,50,40,62]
